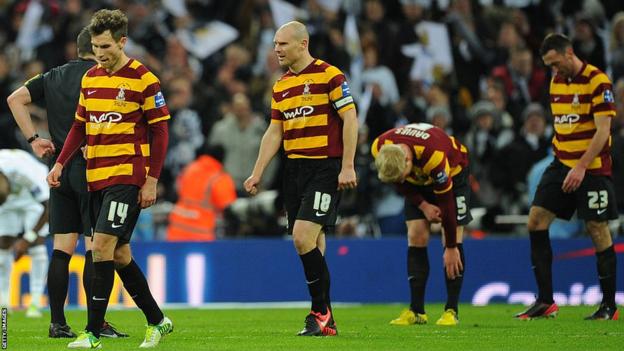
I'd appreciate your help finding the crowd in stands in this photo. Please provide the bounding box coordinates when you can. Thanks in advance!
[1,0,624,239]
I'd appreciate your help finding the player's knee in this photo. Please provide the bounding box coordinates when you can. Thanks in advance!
[407,231,428,246]
[527,211,549,231]
[585,220,609,237]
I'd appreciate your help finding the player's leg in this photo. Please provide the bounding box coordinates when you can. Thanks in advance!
[0,236,16,310]
[69,185,135,348]
[113,243,171,347]
[515,206,559,319]
[438,183,472,326]
[437,226,464,326]
[584,220,618,320]
[47,166,84,336]
[294,220,325,312]
[316,232,332,312]
[390,218,430,326]
[26,235,48,318]
[47,232,78,336]
[575,174,618,320]
[516,162,570,319]
[290,159,340,336]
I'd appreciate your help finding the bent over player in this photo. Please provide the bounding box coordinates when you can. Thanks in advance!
[372,123,471,326]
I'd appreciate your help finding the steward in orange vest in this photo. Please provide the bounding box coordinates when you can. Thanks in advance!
[167,146,237,241]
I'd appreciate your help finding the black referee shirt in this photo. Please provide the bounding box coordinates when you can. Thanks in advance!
[25,59,96,153]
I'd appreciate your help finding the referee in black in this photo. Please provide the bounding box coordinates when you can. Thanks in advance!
[7,27,127,339]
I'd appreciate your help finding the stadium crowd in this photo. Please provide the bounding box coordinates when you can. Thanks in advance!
[1,0,624,239]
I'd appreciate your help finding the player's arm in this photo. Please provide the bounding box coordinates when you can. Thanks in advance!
[427,154,463,279]
[140,120,169,208]
[6,82,55,158]
[338,107,358,190]
[244,122,283,196]
[562,116,611,193]
[396,183,441,222]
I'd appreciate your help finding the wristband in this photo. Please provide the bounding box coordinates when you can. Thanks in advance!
[27,134,39,144]
[22,230,38,243]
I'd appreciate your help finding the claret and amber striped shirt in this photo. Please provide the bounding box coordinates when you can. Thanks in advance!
[371,124,469,195]
[549,62,616,175]
[57,59,170,191]
[271,59,355,159]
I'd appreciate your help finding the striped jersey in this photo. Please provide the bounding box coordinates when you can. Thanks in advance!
[549,62,616,175]
[271,59,355,159]
[371,123,469,195]
[75,59,170,190]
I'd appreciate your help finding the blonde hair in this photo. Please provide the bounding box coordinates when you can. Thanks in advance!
[375,144,408,183]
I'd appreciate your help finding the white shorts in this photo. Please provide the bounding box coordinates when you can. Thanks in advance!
[0,202,45,237]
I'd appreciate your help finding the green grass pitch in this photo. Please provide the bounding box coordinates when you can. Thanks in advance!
[3,304,621,350]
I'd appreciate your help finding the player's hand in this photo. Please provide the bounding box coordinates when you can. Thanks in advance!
[31,138,55,159]
[244,175,261,196]
[443,246,463,280]
[138,176,158,208]
[419,201,442,223]
[562,165,586,193]
[338,167,357,190]
[81,146,88,160]
[13,238,29,261]
[47,163,63,188]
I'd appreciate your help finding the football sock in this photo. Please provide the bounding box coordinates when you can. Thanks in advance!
[529,230,554,304]
[48,249,71,325]
[408,246,429,314]
[596,245,617,308]
[444,244,465,313]
[83,250,94,314]
[321,255,332,312]
[0,249,12,307]
[86,260,114,337]
[28,244,48,308]
[299,247,327,314]
[116,259,164,325]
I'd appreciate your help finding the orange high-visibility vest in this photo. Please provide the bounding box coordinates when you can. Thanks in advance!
[167,155,237,241]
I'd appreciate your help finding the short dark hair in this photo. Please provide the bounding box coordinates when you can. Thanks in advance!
[89,9,128,41]
[539,33,572,57]
[77,26,93,57]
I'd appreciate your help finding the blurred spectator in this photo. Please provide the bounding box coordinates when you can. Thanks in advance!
[445,0,494,102]
[611,78,624,218]
[162,77,205,201]
[209,92,277,195]
[215,43,252,103]
[463,100,513,208]
[491,46,547,124]
[393,0,428,94]
[361,0,398,74]
[572,15,607,72]
[485,78,516,132]
[491,103,550,214]
[426,105,452,134]
[361,44,400,107]
[609,12,624,82]
[167,145,236,241]
[424,81,469,136]
[492,20,526,66]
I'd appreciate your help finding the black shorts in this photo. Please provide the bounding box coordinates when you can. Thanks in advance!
[49,157,91,236]
[283,158,341,235]
[533,159,618,221]
[404,168,473,226]
[90,184,141,244]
